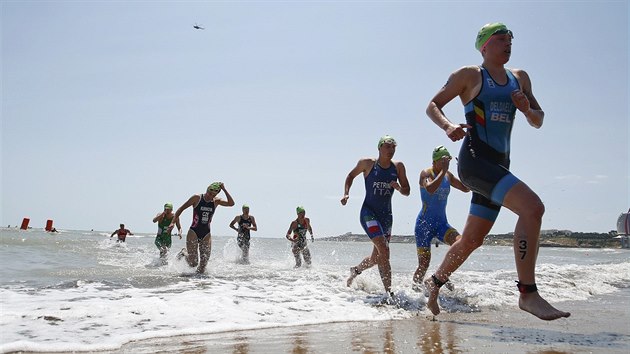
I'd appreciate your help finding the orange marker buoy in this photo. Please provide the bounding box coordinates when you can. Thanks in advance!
[45,219,54,231]
[20,218,30,230]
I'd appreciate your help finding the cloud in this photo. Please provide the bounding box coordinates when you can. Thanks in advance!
[555,174,609,185]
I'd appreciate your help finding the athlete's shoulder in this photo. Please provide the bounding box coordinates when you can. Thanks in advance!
[507,66,526,74]
[359,157,376,163]
[454,65,481,76]
[357,157,376,169]
[392,159,406,168]
[508,67,531,82]
[443,66,482,93]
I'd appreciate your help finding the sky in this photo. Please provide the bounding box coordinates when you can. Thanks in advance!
[1,1,628,237]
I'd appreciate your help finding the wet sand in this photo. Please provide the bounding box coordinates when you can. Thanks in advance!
[119,288,630,354]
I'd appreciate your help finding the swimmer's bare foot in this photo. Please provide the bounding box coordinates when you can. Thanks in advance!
[346,267,361,287]
[519,292,571,321]
[424,277,441,316]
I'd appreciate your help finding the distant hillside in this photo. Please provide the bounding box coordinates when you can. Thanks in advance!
[321,230,623,248]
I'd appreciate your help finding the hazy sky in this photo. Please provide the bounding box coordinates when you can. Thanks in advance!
[2,1,628,237]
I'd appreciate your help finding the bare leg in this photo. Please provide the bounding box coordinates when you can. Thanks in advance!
[302,247,312,266]
[412,248,431,286]
[347,236,391,292]
[196,234,212,273]
[185,230,199,268]
[372,236,392,293]
[159,246,169,264]
[442,230,461,291]
[292,244,302,268]
[346,242,379,287]
[424,215,493,315]
[503,182,570,320]
[241,244,250,264]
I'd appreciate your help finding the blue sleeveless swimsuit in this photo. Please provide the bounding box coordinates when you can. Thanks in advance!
[360,161,398,239]
[190,194,216,240]
[458,66,521,221]
[414,169,456,248]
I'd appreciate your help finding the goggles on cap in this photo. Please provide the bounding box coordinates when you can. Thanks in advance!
[378,135,397,149]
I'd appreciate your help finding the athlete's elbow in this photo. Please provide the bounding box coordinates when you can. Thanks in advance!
[529,112,544,128]
[426,101,440,116]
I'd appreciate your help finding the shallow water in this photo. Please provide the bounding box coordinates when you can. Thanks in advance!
[1,228,628,352]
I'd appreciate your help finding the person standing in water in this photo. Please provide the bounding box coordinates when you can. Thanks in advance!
[285,206,314,268]
[110,224,133,243]
[412,146,469,291]
[229,204,258,264]
[342,135,410,297]
[424,23,569,320]
[153,202,182,263]
[169,182,235,273]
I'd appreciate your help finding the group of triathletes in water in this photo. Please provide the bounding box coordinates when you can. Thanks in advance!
[110,22,571,322]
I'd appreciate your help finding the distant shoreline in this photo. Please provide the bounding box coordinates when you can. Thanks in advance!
[3,227,625,249]
[321,230,625,249]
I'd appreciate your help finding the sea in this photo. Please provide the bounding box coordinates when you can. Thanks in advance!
[1,227,629,353]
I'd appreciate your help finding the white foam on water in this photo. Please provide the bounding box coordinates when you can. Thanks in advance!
[1,228,629,352]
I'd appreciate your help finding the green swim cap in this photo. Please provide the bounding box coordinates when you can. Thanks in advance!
[475,22,513,51]
[207,182,221,192]
[432,145,451,161]
[296,206,305,214]
[378,135,397,149]
[164,203,173,210]
[242,204,249,209]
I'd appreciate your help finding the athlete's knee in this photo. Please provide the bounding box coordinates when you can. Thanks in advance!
[520,198,545,221]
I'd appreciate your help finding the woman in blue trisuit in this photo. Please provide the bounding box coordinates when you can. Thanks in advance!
[412,146,469,291]
[424,23,569,320]
[341,135,410,297]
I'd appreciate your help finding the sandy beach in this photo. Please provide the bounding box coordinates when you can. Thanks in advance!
[117,288,630,354]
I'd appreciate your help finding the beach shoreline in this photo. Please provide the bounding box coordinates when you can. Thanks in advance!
[2,230,628,354]
[115,287,630,354]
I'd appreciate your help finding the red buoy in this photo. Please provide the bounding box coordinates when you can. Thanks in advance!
[20,218,30,230]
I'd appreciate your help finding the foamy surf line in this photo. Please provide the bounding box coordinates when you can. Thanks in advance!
[2,260,629,353]
[5,287,630,354]
[0,276,408,353]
